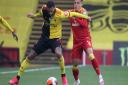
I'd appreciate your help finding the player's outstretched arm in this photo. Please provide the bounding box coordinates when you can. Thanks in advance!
[0,16,14,32]
[0,16,18,41]
[60,11,89,19]
[27,6,43,19]
[69,12,89,19]
[27,13,37,19]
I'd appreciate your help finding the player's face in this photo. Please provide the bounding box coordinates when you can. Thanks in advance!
[74,0,82,10]
[47,7,55,15]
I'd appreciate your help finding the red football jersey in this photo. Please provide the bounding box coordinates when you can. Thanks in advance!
[69,7,91,44]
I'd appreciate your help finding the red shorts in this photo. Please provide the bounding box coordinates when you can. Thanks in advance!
[71,39,92,60]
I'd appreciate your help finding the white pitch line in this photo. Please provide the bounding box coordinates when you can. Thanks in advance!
[0,65,84,75]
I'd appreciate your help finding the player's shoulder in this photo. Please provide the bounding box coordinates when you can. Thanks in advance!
[55,8,63,15]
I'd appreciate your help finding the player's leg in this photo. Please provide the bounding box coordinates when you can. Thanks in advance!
[85,48,104,85]
[55,47,69,85]
[72,60,80,85]
[51,39,68,85]
[71,46,82,85]
[9,37,48,85]
[9,49,37,85]
[86,48,100,75]
[84,39,104,85]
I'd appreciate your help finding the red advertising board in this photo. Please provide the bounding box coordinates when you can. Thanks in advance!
[63,49,112,65]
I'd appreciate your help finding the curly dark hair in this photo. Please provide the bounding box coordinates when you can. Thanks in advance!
[46,0,55,8]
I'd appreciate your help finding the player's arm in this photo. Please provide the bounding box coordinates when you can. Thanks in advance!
[0,16,14,32]
[27,10,42,19]
[27,5,44,19]
[70,12,89,19]
[27,11,42,19]
[60,11,89,19]
[0,16,18,41]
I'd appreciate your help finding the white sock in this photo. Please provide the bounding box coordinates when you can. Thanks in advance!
[99,74,103,79]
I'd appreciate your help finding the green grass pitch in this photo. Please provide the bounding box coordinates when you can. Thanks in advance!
[0,65,128,85]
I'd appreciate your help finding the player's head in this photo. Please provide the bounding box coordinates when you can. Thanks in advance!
[47,77,58,85]
[46,0,55,15]
[74,0,83,10]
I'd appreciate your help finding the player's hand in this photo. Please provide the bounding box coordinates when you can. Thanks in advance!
[12,32,18,42]
[88,17,93,27]
[27,13,35,19]
[88,16,92,22]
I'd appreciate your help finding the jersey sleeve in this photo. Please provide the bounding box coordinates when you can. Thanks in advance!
[70,12,89,19]
[34,10,42,17]
[60,11,89,19]
[0,16,14,32]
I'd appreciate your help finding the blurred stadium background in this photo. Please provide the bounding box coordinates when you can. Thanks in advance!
[0,0,128,85]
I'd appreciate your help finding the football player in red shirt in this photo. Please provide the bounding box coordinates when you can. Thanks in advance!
[69,0,104,85]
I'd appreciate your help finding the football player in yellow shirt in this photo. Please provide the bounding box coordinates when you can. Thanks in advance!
[9,0,90,85]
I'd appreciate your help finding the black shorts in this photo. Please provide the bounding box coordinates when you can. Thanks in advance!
[33,37,62,55]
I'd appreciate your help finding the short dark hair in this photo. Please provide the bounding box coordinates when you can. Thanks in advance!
[46,0,55,8]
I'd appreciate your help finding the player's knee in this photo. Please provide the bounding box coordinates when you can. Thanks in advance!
[72,65,78,70]
[72,59,80,66]
[55,50,62,59]
[88,53,95,60]
[73,64,78,68]
[55,47,62,58]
